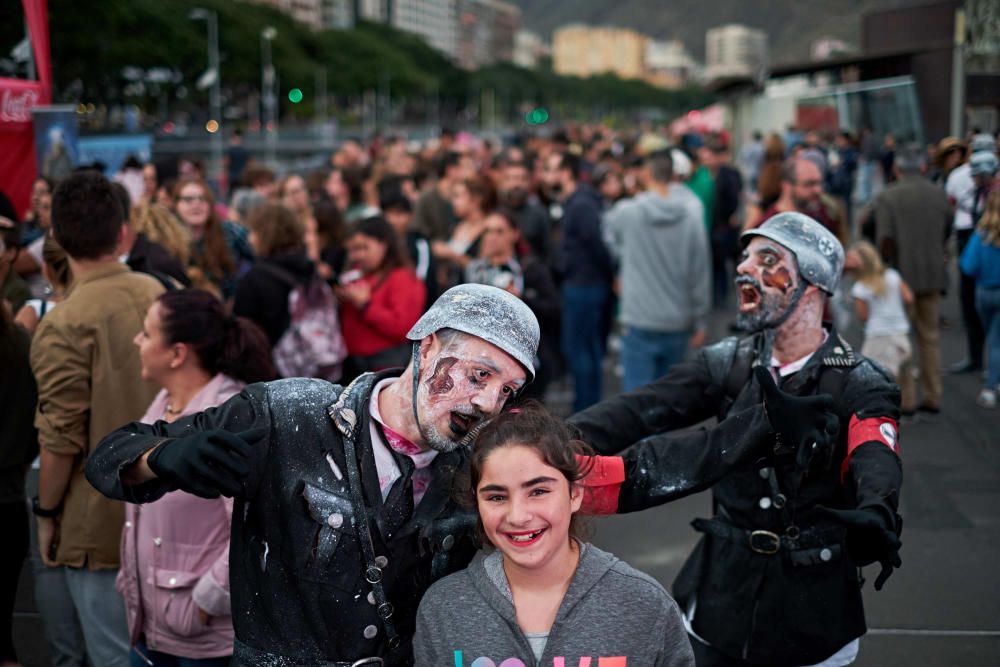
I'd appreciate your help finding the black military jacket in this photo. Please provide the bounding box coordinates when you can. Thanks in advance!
[569,327,902,666]
[86,372,477,666]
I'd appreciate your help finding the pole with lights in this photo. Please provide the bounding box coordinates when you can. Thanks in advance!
[189,8,223,187]
[261,26,277,167]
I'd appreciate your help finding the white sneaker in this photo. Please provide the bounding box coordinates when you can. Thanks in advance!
[976,389,997,409]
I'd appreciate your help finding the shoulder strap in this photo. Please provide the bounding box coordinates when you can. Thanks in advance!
[722,336,758,402]
[326,374,401,652]
[144,270,181,292]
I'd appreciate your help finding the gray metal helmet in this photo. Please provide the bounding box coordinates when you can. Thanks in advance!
[741,212,845,294]
[407,284,540,380]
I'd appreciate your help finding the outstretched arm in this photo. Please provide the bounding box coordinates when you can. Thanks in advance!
[581,367,840,514]
[85,384,271,504]
[589,404,774,514]
[568,358,723,455]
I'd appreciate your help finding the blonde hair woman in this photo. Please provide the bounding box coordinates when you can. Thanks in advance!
[847,240,915,411]
[131,203,191,267]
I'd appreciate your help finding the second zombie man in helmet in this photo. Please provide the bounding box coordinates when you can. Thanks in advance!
[570,212,903,667]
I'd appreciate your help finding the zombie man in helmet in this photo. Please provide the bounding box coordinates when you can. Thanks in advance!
[570,212,903,666]
[86,285,539,665]
[85,282,841,665]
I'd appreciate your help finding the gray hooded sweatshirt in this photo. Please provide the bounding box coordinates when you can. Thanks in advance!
[413,543,693,667]
[604,186,710,333]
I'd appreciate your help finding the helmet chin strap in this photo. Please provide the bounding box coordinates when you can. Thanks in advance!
[761,278,808,333]
[410,342,432,446]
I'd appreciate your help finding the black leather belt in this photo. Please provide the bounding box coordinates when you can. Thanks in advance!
[692,517,844,564]
[233,639,384,666]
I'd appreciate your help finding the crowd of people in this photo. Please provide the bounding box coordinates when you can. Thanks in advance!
[0,120,996,667]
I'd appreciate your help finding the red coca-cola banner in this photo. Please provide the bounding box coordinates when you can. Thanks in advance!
[0,0,51,219]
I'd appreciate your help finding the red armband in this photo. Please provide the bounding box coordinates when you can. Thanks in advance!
[841,415,900,481]
[576,454,625,515]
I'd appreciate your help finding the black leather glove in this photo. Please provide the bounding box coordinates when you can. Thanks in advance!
[816,505,902,590]
[755,366,840,472]
[147,428,266,498]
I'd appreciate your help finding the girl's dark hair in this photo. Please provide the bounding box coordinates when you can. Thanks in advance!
[466,402,594,544]
[346,216,409,273]
[489,208,531,258]
[35,176,55,194]
[245,202,304,257]
[157,289,276,384]
[343,165,370,207]
[173,178,236,280]
[459,174,498,215]
[313,199,345,247]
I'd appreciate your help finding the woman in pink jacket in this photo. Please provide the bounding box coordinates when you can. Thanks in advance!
[123,289,275,666]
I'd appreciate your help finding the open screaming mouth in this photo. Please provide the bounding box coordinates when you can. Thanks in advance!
[450,411,474,435]
[738,283,761,312]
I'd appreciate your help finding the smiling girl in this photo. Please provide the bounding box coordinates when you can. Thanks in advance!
[413,405,693,667]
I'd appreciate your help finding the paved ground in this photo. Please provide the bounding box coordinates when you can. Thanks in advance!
[12,286,1000,666]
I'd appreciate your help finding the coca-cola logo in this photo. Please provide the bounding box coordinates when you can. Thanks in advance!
[1,88,41,123]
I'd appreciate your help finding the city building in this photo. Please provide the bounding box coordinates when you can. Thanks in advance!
[322,0,354,29]
[249,0,324,30]
[513,30,550,70]
[705,24,768,82]
[553,25,648,80]
[393,0,458,58]
[645,39,701,88]
[357,0,388,22]
[456,0,520,70]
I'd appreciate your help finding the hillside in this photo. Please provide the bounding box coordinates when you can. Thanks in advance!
[510,0,931,64]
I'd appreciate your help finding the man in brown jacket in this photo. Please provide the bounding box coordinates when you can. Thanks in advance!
[875,145,951,413]
[31,171,163,667]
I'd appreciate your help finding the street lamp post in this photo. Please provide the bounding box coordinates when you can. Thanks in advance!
[190,8,223,188]
[261,26,277,166]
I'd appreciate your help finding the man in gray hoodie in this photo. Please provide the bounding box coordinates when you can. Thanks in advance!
[605,150,710,391]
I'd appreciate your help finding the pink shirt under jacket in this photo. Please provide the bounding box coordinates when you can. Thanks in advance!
[116,373,243,658]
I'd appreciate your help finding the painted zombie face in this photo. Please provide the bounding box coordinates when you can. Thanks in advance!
[735,237,805,332]
[416,333,526,453]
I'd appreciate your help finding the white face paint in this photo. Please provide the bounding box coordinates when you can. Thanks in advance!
[735,238,805,332]
[415,333,526,453]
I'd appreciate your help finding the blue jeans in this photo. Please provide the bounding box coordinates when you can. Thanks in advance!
[26,471,87,667]
[621,327,689,392]
[976,286,1000,389]
[62,567,130,667]
[561,284,609,412]
[131,639,230,667]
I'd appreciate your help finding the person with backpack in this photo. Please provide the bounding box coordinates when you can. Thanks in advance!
[234,202,347,381]
[569,212,903,667]
[337,217,426,376]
